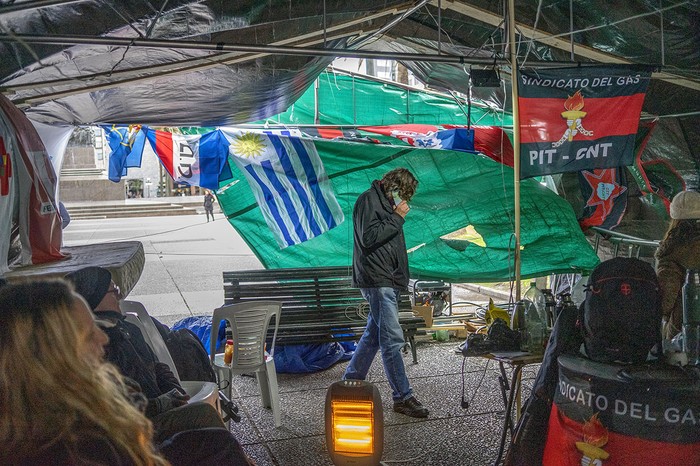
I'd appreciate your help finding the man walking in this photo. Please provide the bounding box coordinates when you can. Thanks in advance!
[343,167,428,418]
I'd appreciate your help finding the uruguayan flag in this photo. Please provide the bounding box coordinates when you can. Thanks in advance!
[221,129,344,248]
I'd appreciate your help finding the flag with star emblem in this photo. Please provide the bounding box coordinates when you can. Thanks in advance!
[220,129,344,248]
[578,168,628,230]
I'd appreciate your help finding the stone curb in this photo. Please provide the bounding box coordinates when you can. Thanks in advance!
[453,282,512,301]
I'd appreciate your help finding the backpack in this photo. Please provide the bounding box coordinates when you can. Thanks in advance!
[165,328,217,383]
[579,257,661,364]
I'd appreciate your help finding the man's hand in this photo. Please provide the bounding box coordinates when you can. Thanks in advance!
[394,200,410,218]
[155,388,191,413]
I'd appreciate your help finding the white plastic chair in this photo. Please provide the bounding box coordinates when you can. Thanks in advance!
[119,300,220,408]
[210,301,282,427]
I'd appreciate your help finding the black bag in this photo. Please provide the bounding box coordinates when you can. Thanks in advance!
[165,328,217,383]
[580,257,661,364]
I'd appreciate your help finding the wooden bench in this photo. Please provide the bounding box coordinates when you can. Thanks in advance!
[223,266,426,363]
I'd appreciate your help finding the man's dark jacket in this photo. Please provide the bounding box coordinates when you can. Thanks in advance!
[99,311,182,416]
[352,180,409,289]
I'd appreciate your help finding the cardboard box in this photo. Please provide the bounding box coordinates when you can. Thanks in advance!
[412,305,433,328]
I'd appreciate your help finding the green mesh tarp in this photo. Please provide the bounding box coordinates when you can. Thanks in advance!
[217,137,599,282]
[263,72,512,128]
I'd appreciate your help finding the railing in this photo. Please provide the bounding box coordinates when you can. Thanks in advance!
[590,226,660,259]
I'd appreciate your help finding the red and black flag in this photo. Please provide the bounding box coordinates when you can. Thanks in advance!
[518,65,651,179]
[578,168,628,230]
[542,356,700,465]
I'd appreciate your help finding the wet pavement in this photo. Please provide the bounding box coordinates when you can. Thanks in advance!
[62,213,536,465]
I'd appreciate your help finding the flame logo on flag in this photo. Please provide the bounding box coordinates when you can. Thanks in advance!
[553,90,594,147]
[575,413,610,466]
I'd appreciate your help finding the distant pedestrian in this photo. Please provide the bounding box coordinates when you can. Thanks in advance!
[203,191,216,222]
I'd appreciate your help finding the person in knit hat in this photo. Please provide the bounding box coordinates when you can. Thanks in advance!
[65,266,225,444]
[655,190,700,339]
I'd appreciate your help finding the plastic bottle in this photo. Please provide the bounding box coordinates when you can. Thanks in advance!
[510,300,526,332]
[511,300,527,351]
[682,270,700,365]
[523,300,545,354]
[541,288,556,329]
[224,339,234,365]
[523,281,547,324]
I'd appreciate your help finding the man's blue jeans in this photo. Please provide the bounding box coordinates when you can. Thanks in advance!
[343,287,413,402]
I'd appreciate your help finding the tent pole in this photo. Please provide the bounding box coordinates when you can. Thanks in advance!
[314,78,320,125]
[507,0,522,301]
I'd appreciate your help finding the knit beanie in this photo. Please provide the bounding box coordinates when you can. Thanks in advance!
[65,266,112,310]
[670,191,700,220]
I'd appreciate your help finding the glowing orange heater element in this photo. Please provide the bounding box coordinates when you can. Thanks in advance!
[331,400,375,455]
[325,380,384,466]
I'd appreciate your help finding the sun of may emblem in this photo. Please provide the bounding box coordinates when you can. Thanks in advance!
[232,132,266,158]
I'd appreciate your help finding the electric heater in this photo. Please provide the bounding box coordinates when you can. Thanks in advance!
[325,380,384,466]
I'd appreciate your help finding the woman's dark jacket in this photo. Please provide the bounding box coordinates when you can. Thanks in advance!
[352,180,409,289]
[655,233,700,337]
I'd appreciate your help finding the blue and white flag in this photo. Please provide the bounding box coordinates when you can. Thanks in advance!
[221,129,344,248]
[102,125,146,182]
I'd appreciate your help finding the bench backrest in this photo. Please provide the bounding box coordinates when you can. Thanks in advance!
[223,267,412,316]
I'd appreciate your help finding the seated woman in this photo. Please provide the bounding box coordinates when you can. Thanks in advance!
[656,190,700,339]
[0,280,168,465]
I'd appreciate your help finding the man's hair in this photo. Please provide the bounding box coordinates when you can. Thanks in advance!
[381,168,418,202]
[0,279,166,465]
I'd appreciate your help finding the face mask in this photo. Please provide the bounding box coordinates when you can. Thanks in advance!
[392,190,402,206]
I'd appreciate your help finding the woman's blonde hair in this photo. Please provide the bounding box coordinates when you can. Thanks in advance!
[0,279,168,465]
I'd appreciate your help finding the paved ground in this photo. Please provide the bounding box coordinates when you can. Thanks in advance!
[63,214,261,325]
[63,213,536,465]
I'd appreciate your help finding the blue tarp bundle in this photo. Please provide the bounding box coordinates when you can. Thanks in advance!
[173,316,226,355]
[172,315,354,373]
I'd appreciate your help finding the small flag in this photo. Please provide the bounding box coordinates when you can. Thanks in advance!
[102,125,145,182]
[362,124,512,166]
[360,125,475,151]
[627,120,685,214]
[145,128,230,190]
[221,129,344,248]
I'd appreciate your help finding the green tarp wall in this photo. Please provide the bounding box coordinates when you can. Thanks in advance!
[217,138,599,282]
[264,72,512,128]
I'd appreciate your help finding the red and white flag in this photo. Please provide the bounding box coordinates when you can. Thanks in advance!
[144,128,230,190]
[0,94,65,272]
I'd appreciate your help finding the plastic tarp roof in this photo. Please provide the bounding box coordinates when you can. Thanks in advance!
[0,1,697,126]
[0,0,697,246]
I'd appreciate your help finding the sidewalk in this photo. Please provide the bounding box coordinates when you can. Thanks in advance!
[61,215,534,465]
